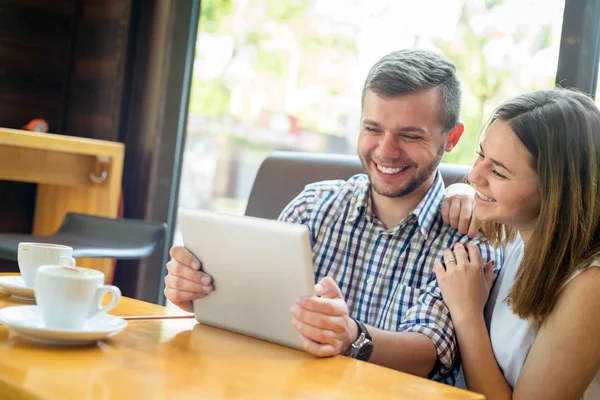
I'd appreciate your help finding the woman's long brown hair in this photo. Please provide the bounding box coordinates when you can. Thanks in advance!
[482,89,600,320]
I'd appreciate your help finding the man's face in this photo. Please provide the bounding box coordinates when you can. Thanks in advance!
[358,88,459,199]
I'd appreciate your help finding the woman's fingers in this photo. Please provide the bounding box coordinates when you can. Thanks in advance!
[465,242,483,267]
[453,242,469,267]
[443,248,457,271]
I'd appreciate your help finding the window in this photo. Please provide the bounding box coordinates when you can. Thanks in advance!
[177,0,566,221]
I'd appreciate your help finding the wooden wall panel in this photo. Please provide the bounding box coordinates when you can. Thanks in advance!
[0,181,36,234]
[0,0,76,243]
[0,180,36,271]
[0,0,75,131]
[0,43,66,129]
[65,0,131,142]
[0,0,131,263]
[0,0,171,297]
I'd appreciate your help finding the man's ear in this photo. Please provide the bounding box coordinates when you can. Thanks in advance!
[445,123,464,152]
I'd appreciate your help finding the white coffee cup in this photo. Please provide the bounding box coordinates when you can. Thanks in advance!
[18,243,76,288]
[34,265,121,330]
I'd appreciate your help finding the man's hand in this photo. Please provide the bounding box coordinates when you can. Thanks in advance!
[442,183,480,238]
[290,277,358,357]
[163,246,214,313]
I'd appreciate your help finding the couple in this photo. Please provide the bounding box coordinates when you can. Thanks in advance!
[165,50,600,398]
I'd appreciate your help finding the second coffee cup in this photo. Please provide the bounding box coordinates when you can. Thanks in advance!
[17,243,75,288]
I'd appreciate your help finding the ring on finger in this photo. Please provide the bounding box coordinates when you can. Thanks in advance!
[446,257,457,264]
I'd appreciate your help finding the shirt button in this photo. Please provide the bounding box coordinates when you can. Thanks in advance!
[367,278,374,285]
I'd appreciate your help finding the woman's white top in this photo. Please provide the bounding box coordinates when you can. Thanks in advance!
[484,237,600,399]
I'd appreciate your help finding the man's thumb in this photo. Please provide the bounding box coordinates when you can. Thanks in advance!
[315,277,343,299]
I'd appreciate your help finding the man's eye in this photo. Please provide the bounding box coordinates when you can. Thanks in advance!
[365,127,379,132]
[476,151,484,158]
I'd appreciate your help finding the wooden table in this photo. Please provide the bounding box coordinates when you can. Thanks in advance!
[0,289,484,399]
[0,290,190,319]
[0,127,125,281]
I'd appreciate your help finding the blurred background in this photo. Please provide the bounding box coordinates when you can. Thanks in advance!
[177,0,568,220]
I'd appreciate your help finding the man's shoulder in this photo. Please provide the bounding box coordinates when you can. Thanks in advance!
[462,232,503,264]
[278,174,368,222]
[427,214,502,261]
[303,174,368,202]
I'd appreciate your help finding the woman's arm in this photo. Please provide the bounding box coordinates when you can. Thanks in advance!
[513,266,600,399]
[437,244,600,399]
[454,266,600,400]
[436,242,512,399]
[454,313,512,399]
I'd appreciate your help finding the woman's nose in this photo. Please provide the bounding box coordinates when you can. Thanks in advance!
[468,160,486,186]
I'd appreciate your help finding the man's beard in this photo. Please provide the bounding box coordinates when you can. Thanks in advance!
[362,144,445,198]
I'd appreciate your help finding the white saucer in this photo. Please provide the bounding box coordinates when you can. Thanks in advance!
[0,305,128,346]
[0,276,35,301]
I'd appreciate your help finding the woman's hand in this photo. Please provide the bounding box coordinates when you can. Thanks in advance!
[442,183,481,238]
[434,242,494,324]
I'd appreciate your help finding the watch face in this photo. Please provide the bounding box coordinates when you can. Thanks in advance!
[357,340,373,361]
[347,320,373,361]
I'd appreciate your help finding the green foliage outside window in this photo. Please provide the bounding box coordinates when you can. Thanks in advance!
[190,0,561,165]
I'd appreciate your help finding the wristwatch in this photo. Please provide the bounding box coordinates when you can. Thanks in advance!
[345,319,373,361]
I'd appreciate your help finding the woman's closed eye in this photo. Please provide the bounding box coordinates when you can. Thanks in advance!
[476,151,508,179]
[492,170,507,179]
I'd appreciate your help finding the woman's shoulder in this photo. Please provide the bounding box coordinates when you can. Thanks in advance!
[570,263,600,287]
[562,257,600,290]
[526,262,600,400]
[541,263,600,335]
[588,257,600,268]
[555,262,600,316]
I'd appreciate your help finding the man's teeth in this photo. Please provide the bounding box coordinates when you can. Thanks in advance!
[376,164,408,175]
[476,190,496,202]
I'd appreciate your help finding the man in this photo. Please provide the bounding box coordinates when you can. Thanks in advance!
[164,49,501,382]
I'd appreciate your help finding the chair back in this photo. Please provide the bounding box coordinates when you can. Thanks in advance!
[245,151,471,220]
[0,213,167,263]
[57,213,167,259]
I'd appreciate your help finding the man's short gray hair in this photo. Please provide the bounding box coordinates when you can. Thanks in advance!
[361,49,462,133]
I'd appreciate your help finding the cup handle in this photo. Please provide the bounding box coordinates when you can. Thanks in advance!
[59,256,76,267]
[91,285,122,319]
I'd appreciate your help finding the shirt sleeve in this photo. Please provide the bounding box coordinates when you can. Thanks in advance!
[397,237,503,380]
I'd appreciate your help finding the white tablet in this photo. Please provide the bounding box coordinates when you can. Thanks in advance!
[178,208,316,350]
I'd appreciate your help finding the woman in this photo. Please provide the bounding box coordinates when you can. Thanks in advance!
[436,89,600,399]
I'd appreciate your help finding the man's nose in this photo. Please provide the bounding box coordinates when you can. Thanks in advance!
[378,132,402,159]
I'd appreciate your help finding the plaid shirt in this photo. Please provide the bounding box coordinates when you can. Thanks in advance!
[279,171,502,381]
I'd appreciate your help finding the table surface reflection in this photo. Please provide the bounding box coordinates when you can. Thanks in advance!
[0,279,483,399]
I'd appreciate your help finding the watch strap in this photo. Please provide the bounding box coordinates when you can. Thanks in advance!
[355,319,371,340]
[345,319,373,361]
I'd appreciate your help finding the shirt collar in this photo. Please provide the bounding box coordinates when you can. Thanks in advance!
[412,170,445,239]
[346,170,446,239]
[346,176,372,223]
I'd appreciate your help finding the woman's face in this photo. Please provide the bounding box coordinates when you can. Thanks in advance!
[468,119,541,232]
